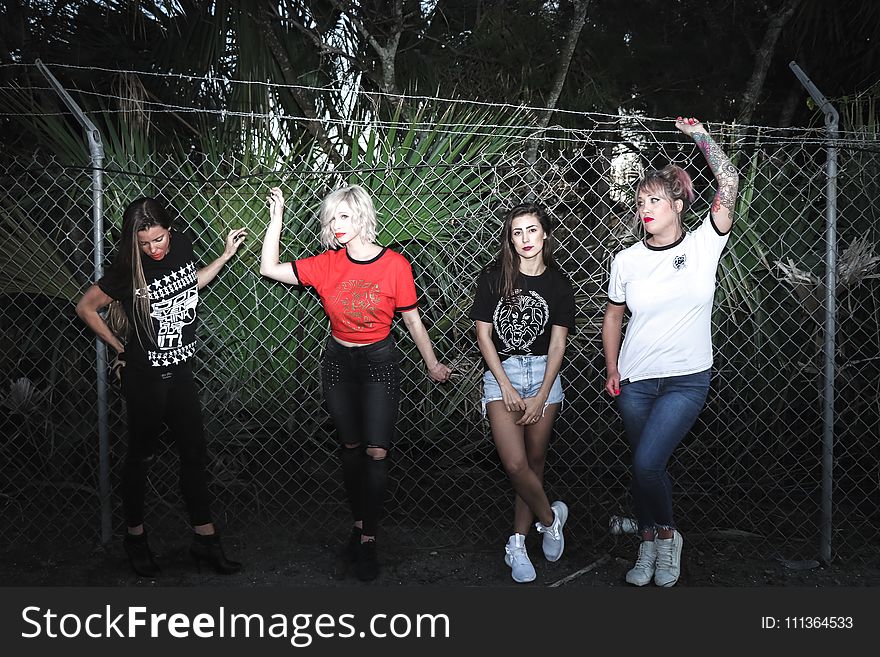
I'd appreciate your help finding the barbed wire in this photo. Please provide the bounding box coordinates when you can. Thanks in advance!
[2,104,869,152]
[1,62,848,139]
[2,69,877,153]
[2,62,638,120]
[4,139,880,191]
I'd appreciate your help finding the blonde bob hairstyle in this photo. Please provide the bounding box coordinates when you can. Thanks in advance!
[318,184,379,249]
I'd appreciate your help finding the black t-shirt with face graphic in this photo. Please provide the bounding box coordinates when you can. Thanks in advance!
[97,230,199,370]
[469,266,576,361]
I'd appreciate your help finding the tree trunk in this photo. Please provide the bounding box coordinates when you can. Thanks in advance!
[539,0,591,132]
[526,0,592,176]
[336,0,403,97]
[778,79,804,128]
[736,0,803,127]
[253,7,344,165]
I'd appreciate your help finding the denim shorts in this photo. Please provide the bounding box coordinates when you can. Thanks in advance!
[481,354,564,418]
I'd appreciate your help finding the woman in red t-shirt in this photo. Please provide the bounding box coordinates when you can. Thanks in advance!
[260,184,451,581]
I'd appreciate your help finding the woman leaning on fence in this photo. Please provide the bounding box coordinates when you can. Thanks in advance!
[76,196,247,578]
[602,116,739,588]
[468,202,576,583]
[259,184,451,582]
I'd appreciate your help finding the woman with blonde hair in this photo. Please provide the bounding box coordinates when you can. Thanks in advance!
[260,184,451,581]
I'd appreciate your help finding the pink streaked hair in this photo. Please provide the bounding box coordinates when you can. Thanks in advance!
[633,164,695,230]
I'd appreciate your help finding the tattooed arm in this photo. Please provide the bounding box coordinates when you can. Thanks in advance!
[676,116,739,234]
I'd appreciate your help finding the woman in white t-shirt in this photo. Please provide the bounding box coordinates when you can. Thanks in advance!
[602,117,739,588]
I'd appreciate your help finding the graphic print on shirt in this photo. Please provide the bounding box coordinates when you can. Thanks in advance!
[493,289,550,353]
[145,261,198,366]
[333,279,382,333]
[673,253,687,270]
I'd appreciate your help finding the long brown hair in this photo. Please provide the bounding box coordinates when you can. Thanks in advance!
[491,202,556,299]
[102,197,173,346]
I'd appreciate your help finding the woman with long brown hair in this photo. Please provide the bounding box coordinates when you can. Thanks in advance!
[77,196,246,578]
[469,202,576,583]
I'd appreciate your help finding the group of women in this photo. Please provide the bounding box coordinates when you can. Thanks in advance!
[76,117,738,587]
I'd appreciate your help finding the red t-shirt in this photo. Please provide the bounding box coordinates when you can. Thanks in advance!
[292,247,418,343]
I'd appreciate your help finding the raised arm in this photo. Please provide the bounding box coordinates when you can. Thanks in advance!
[676,116,739,234]
[197,227,247,289]
[260,186,300,285]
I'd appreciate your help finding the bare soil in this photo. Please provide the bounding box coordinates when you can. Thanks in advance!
[3,521,879,588]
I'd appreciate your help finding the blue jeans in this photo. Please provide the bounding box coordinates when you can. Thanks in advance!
[615,369,711,533]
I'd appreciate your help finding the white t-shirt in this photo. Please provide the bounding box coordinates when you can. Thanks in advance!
[607,212,730,382]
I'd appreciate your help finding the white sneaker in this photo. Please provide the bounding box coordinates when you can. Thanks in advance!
[609,515,639,535]
[535,500,568,562]
[504,533,536,583]
[625,540,657,586]
[653,530,683,587]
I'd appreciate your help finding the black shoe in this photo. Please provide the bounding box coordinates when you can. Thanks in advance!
[123,532,160,578]
[189,532,243,575]
[354,540,379,582]
[333,526,362,580]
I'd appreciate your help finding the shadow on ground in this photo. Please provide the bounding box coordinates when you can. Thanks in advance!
[3,522,879,588]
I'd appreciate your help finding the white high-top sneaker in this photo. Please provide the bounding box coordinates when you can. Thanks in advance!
[504,533,536,583]
[653,530,683,587]
[535,500,568,562]
[625,540,657,586]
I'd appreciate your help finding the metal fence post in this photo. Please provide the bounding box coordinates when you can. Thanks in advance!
[789,61,840,565]
[35,59,112,546]
[3,83,878,566]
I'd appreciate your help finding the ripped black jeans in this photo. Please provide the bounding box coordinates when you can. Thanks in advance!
[321,335,401,537]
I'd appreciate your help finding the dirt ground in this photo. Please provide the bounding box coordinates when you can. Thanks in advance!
[3,521,879,588]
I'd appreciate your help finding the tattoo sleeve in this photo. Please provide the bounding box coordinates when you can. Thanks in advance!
[692,132,739,215]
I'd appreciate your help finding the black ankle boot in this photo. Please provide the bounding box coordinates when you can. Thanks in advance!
[354,540,379,582]
[333,526,362,580]
[123,532,160,578]
[190,532,242,574]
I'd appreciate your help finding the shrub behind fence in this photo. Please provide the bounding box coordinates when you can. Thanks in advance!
[1,123,878,566]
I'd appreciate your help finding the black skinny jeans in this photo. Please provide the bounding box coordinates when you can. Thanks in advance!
[120,363,213,528]
[321,334,401,450]
[321,335,401,537]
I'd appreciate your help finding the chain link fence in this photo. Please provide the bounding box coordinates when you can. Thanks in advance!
[1,121,878,567]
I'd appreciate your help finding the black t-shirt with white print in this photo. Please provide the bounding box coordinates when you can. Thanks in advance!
[98,230,199,370]
[469,266,576,361]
